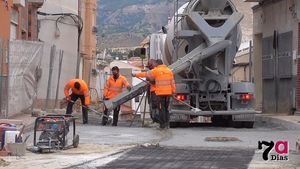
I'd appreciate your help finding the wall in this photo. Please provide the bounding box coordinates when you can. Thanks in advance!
[36,0,79,107]
[252,0,299,114]
[0,0,12,40]
[231,53,250,83]
[253,33,263,110]
[0,1,41,41]
[38,0,78,55]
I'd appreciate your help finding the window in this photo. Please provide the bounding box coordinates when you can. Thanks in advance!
[10,23,17,40]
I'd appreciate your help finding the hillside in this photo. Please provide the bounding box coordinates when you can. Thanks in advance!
[97,0,256,49]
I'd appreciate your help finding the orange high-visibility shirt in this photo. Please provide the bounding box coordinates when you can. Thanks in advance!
[136,71,156,92]
[64,79,91,105]
[104,75,130,99]
[150,65,176,96]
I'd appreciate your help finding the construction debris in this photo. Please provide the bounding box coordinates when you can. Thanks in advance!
[0,158,10,167]
[140,143,160,148]
[205,137,241,142]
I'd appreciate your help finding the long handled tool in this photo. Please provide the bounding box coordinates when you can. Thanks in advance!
[129,91,146,127]
[135,76,153,85]
[69,100,112,119]
[172,96,201,112]
[137,76,201,112]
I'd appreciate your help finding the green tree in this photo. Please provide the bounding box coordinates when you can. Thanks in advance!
[128,50,135,58]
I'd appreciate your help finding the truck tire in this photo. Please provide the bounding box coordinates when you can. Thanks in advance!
[170,122,189,128]
[212,116,222,127]
[212,116,231,127]
[243,121,254,128]
[169,122,178,128]
[232,121,254,128]
[232,121,244,128]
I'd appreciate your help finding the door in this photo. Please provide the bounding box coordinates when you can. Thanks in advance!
[262,31,294,114]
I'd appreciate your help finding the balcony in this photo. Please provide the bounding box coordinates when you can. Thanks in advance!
[13,0,25,7]
[27,0,44,7]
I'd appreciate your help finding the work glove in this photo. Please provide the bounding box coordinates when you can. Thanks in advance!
[127,86,132,91]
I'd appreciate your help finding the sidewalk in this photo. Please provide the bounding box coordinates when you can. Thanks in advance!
[256,114,300,130]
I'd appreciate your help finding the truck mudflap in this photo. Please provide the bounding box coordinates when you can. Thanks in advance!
[170,109,261,116]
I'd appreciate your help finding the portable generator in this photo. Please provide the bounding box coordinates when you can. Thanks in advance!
[32,115,79,153]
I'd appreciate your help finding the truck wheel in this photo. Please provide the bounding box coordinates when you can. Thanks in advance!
[212,116,220,126]
[232,121,254,128]
[212,116,229,127]
[178,122,189,127]
[243,121,254,128]
[169,122,178,128]
[232,121,244,128]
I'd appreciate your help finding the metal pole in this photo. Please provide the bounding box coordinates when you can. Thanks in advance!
[130,91,146,127]
[249,40,252,82]
[45,45,56,110]
[55,50,64,108]
[5,40,9,118]
[142,92,147,127]
[76,0,82,78]
[76,44,81,78]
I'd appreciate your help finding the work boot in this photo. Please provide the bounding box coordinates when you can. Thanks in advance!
[164,123,169,129]
[159,123,165,129]
[102,116,108,126]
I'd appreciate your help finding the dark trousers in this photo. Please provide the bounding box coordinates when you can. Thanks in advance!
[102,106,120,126]
[157,95,170,128]
[66,93,88,124]
[149,91,159,123]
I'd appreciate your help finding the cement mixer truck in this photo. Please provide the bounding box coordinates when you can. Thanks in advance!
[103,0,260,128]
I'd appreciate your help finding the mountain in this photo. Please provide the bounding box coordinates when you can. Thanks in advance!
[97,0,256,49]
[98,0,175,35]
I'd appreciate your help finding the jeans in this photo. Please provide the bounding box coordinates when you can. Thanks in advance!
[157,95,170,129]
[66,93,88,124]
[149,91,159,123]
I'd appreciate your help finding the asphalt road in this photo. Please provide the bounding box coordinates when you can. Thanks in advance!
[98,147,254,169]
[20,116,300,169]
[72,117,300,169]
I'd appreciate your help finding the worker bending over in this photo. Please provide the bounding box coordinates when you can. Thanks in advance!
[103,66,131,126]
[64,79,90,124]
[150,59,176,129]
[132,59,159,123]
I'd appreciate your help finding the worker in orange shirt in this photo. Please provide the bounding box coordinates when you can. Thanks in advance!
[64,79,90,124]
[132,59,159,123]
[149,59,176,129]
[103,66,131,126]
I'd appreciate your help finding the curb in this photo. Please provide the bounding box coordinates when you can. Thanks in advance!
[256,115,300,130]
